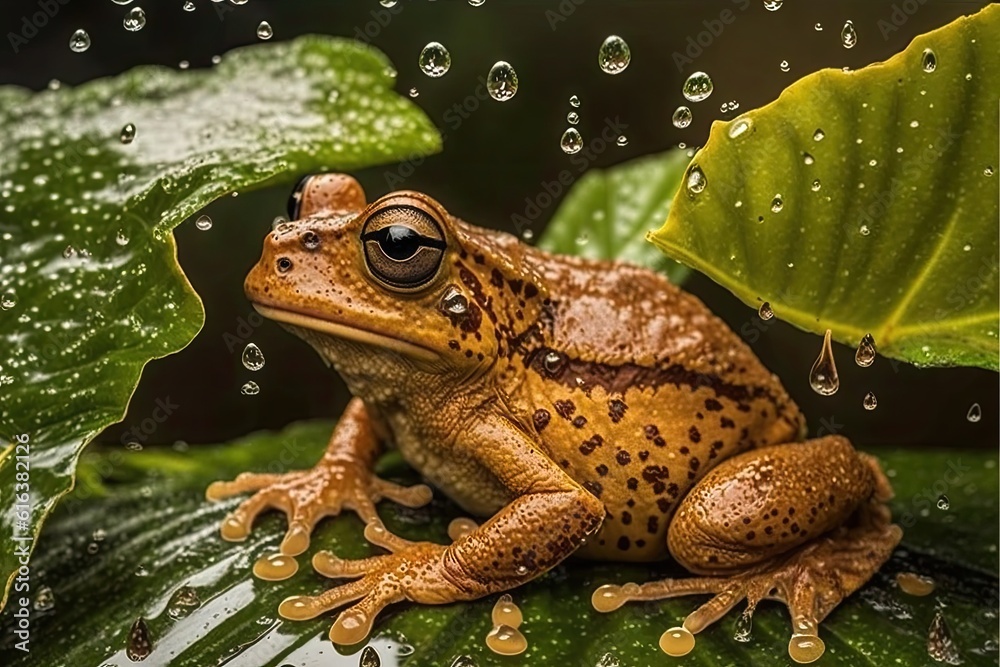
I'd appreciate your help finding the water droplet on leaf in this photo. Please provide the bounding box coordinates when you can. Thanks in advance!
[686,164,707,195]
[758,302,773,320]
[922,48,937,73]
[855,333,876,366]
[195,214,212,231]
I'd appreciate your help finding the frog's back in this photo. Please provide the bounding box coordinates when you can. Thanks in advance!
[508,247,805,562]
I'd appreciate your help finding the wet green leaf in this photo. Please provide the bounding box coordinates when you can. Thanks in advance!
[539,151,690,283]
[2,422,995,666]
[650,6,1000,370]
[0,36,441,610]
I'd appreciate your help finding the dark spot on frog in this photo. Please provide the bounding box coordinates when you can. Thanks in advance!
[448,340,460,350]
[621,511,632,525]
[608,399,627,423]
[524,282,539,299]
[656,498,671,513]
[689,457,700,471]
[641,465,670,490]
[583,480,603,498]
[688,426,701,443]
[627,477,638,490]
[473,253,486,265]
[595,464,608,476]
[465,350,473,357]
[638,450,649,461]
[644,424,659,439]
[533,409,551,432]
[647,516,659,534]
[617,536,630,551]
[737,403,752,412]
[554,400,575,419]
[572,415,587,429]
[746,531,756,540]
[615,450,631,466]
[704,398,723,412]
[507,278,523,294]
[579,434,603,455]
[490,268,504,288]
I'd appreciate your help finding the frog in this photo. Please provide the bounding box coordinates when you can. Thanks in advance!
[207,172,902,663]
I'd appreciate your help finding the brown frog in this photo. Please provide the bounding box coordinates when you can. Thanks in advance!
[207,173,902,663]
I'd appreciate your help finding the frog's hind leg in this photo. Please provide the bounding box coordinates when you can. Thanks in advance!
[592,437,902,663]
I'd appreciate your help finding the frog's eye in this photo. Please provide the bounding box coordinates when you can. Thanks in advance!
[361,205,446,289]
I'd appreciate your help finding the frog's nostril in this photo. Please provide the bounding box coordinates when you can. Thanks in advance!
[302,231,321,250]
[276,257,293,273]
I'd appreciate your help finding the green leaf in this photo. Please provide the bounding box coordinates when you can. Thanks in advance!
[2,422,995,666]
[0,36,441,611]
[538,151,691,283]
[649,6,1000,370]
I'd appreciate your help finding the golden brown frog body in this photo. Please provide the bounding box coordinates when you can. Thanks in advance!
[208,174,901,662]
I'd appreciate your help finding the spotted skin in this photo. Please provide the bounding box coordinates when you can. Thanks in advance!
[209,174,901,654]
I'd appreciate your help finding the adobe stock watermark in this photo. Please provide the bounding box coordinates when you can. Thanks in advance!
[7,0,72,54]
[118,396,180,446]
[509,116,628,238]
[223,309,266,353]
[876,0,932,40]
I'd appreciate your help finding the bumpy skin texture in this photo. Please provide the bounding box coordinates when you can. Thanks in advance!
[209,174,901,654]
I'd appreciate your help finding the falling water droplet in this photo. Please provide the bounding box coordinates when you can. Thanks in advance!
[863,391,878,411]
[241,381,260,396]
[126,618,153,661]
[569,95,581,107]
[682,71,714,102]
[182,1,195,11]
[486,61,518,101]
[408,86,419,97]
[922,48,937,73]
[560,128,583,154]
[1,293,15,311]
[809,329,839,396]
[566,111,580,125]
[598,35,630,74]
[814,22,823,31]
[672,106,693,129]
[69,29,91,53]
[380,0,398,6]
[779,59,790,72]
[967,402,982,422]
[195,214,212,231]
[419,42,451,77]
[468,0,486,6]
[758,302,774,321]
[492,594,524,628]
[256,21,273,40]
[936,494,950,510]
[242,343,265,370]
[659,627,695,657]
[771,195,784,213]
[841,20,857,48]
[123,7,146,32]
[855,333,877,366]
[927,611,961,664]
[763,0,783,10]
[616,135,628,147]
[686,164,707,195]
[788,634,826,664]
[360,646,382,667]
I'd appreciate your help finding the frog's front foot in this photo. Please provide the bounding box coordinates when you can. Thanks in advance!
[280,524,466,645]
[206,458,433,556]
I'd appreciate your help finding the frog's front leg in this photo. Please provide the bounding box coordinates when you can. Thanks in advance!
[206,398,432,555]
[277,410,606,645]
[593,436,901,664]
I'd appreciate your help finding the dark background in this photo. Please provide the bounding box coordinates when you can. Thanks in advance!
[1,0,995,449]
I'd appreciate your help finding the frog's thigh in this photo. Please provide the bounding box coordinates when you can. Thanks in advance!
[667,436,876,574]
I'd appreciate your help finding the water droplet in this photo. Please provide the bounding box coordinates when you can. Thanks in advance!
[927,611,961,665]
[758,302,773,320]
[672,106,693,129]
[733,608,753,642]
[598,35,630,74]
[567,111,579,125]
[841,20,857,49]
[659,626,695,657]
[127,618,153,661]
[788,634,826,664]
[728,117,752,139]
[112,0,134,4]
[182,0,195,11]
[120,123,137,144]
[360,646,382,667]
[380,0,398,6]
[447,517,478,541]
[123,7,146,31]
[985,166,995,176]
[569,94,581,107]
[967,402,982,422]
[779,59,790,72]
[166,586,201,619]
[855,333,876,366]
[486,624,527,656]
[616,135,628,147]
[253,552,298,581]
[910,119,920,128]
[770,195,784,213]
[811,179,822,191]
[408,86,419,98]
[560,128,583,154]
[763,0,783,11]
[922,48,937,73]
[682,71,714,102]
[69,29,91,53]
[686,164,707,195]
[256,21,273,40]
[468,0,486,6]
[242,343,265,370]
[1,293,15,311]
[543,351,565,374]
[896,572,935,597]
[419,41,451,77]
[440,287,469,316]
[863,391,878,411]
[241,381,260,396]
[63,245,76,258]
[195,214,212,231]
[33,586,55,612]
[859,224,871,236]
[813,128,825,141]
[936,494,950,510]
[486,61,518,101]
[179,59,190,70]
[814,22,823,31]
[809,329,839,396]
[492,594,523,628]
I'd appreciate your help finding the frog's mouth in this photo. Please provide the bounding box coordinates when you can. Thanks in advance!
[251,303,439,363]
